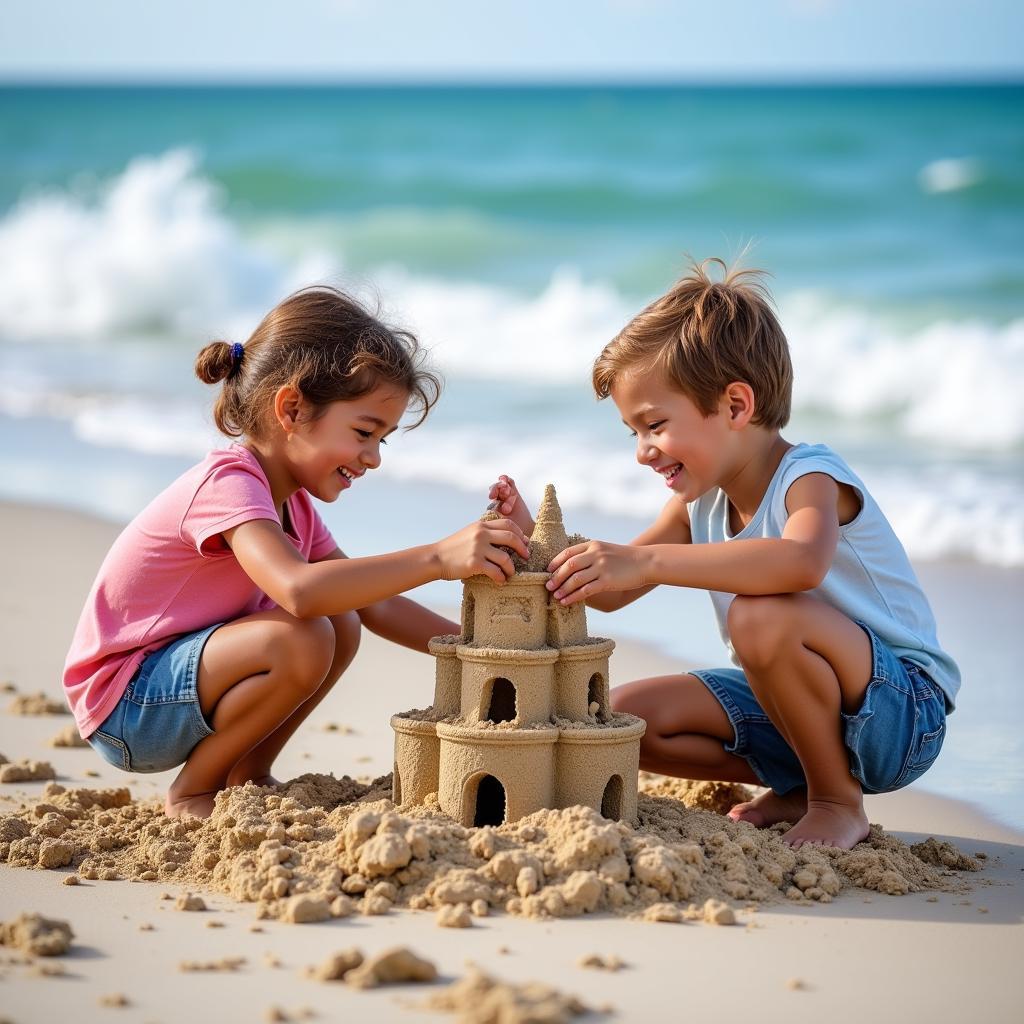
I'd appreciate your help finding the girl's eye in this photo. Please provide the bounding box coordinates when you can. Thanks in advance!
[649,421,666,432]
[355,428,388,446]
[628,430,638,438]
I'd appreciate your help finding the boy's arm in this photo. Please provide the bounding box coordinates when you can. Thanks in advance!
[548,473,840,605]
[582,495,692,612]
[316,548,460,653]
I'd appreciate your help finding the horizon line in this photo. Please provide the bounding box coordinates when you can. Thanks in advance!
[1,73,1022,89]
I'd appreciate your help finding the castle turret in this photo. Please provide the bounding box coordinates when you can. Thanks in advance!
[391,484,645,829]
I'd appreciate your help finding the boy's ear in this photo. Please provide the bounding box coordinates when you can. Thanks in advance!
[273,386,305,434]
[724,382,756,429]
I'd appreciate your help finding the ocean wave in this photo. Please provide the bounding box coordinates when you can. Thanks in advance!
[0,148,330,342]
[1,150,1022,455]
[2,377,1020,569]
[918,157,983,194]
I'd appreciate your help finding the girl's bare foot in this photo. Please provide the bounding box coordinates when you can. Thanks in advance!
[728,787,807,827]
[225,769,281,789]
[782,799,870,850]
[164,790,218,819]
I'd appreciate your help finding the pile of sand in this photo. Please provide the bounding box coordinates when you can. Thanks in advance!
[6,692,68,716]
[0,772,978,924]
[0,756,56,784]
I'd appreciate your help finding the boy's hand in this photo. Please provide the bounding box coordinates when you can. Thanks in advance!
[487,474,535,535]
[435,518,530,585]
[546,541,648,605]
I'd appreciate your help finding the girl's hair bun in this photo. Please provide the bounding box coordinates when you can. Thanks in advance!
[195,340,236,384]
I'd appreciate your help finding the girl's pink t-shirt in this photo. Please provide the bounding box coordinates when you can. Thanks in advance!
[63,444,337,738]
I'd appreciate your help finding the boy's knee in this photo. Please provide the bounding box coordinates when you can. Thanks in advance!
[728,594,796,667]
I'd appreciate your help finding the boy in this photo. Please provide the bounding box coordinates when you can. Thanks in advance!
[489,258,958,850]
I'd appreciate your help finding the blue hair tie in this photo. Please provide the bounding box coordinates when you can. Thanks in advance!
[230,342,244,369]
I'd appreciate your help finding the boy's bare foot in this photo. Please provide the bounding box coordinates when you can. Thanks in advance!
[782,799,870,850]
[164,790,218,819]
[728,787,807,827]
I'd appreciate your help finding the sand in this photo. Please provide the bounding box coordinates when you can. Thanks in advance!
[0,500,1022,1024]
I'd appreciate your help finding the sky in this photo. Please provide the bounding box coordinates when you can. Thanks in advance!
[1,0,1022,82]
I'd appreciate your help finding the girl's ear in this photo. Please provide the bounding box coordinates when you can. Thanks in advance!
[724,381,755,429]
[273,386,304,434]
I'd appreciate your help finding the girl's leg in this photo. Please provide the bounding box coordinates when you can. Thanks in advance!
[726,593,873,849]
[225,611,361,788]
[165,608,338,818]
[611,674,760,784]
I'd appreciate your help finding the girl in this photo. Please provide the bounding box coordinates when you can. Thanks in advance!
[63,286,529,819]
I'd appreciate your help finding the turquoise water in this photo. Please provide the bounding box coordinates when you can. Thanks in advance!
[0,84,1022,826]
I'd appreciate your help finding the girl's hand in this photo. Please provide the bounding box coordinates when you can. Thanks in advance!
[487,474,535,535]
[545,541,649,605]
[435,518,530,584]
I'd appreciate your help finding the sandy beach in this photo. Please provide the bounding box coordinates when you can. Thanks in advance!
[1,500,1021,1023]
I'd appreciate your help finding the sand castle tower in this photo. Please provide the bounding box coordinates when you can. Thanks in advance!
[391,485,645,828]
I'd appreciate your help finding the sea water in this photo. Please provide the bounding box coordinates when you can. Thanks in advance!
[0,85,1021,826]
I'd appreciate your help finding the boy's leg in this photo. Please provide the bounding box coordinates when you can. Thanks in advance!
[225,611,361,788]
[727,593,873,849]
[166,608,338,818]
[612,674,761,785]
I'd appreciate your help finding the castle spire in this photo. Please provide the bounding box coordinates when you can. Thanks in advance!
[528,484,569,571]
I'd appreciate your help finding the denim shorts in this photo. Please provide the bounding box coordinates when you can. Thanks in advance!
[87,624,221,774]
[690,622,947,796]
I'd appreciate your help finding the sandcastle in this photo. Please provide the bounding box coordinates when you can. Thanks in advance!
[391,485,645,828]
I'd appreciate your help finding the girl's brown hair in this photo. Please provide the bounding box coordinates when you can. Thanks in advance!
[593,258,793,430]
[195,286,441,438]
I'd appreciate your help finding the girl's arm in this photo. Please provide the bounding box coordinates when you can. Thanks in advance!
[316,548,460,652]
[223,516,529,619]
[583,495,692,612]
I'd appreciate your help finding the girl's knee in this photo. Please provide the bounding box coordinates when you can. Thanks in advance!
[330,610,361,661]
[280,616,336,695]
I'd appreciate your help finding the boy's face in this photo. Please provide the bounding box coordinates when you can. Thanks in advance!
[611,366,733,503]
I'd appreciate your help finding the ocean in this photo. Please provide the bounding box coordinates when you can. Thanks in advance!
[0,84,1021,826]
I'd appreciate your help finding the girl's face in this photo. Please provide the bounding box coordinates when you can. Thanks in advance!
[285,384,410,502]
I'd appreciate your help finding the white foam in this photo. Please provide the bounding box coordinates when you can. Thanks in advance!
[0,148,330,343]
[918,157,982,194]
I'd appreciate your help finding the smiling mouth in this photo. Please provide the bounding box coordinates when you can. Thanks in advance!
[656,463,683,486]
[337,466,361,487]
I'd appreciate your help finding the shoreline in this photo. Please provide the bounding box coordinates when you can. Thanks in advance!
[1,498,1021,1022]
[2,496,1020,840]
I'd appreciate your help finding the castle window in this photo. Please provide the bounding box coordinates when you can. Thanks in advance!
[472,774,506,827]
[462,592,475,642]
[588,673,605,718]
[601,774,623,821]
[482,677,517,723]
[393,765,403,805]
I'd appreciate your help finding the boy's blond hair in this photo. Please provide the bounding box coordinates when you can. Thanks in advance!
[593,258,793,429]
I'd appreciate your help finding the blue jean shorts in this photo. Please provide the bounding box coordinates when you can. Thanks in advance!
[691,622,947,796]
[87,624,222,774]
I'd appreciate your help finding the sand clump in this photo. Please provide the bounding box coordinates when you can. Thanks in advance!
[7,692,68,716]
[0,774,980,930]
[49,724,88,748]
[0,912,74,956]
[0,758,56,783]
[425,966,589,1023]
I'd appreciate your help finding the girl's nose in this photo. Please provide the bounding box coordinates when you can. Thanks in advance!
[361,445,382,470]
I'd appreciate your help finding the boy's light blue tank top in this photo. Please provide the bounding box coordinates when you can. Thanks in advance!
[687,443,960,709]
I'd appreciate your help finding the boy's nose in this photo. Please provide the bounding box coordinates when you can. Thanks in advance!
[636,440,658,465]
